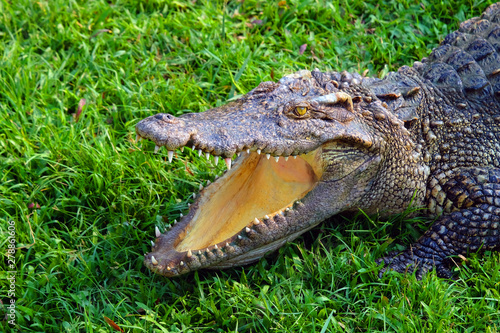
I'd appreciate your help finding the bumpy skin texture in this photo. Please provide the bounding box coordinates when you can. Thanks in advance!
[374,4,500,278]
[136,4,500,278]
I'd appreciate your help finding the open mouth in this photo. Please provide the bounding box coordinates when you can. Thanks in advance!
[138,134,325,276]
[176,147,324,252]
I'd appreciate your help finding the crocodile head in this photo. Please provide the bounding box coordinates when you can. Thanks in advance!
[136,69,423,276]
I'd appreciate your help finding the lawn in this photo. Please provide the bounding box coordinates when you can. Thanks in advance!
[1,0,499,332]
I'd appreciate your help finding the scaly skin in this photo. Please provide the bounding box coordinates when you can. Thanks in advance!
[136,4,500,278]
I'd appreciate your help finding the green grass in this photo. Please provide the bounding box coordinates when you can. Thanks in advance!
[1,0,500,331]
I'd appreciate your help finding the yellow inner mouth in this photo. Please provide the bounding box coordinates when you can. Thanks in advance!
[174,148,324,252]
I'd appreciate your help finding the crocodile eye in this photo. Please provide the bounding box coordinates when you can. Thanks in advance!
[295,106,308,116]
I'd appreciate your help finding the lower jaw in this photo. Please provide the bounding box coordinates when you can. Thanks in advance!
[146,196,319,276]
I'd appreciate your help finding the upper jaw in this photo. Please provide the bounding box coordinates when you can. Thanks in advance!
[135,112,324,166]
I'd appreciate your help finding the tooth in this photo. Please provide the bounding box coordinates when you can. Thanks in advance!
[266,154,270,159]
[199,184,204,190]
[174,219,178,224]
[247,149,250,154]
[151,240,155,247]
[187,249,193,257]
[214,244,218,249]
[285,156,289,161]
[192,145,195,150]
[257,149,261,154]
[192,193,196,198]
[206,152,210,160]
[154,145,160,153]
[207,180,211,185]
[237,152,241,157]
[188,203,191,207]
[254,218,260,225]
[285,207,290,212]
[215,175,219,179]
[135,134,141,142]
[180,213,183,217]
[151,256,158,265]
[214,156,219,165]
[225,158,232,170]
[245,227,251,233]
[274,156,279,162]
[180,261,184,266]
[265,215,269,219]
[198,149,202,156]
[237,235,242,240]
[155,226,161,238]
[225,242,229,247]
[168,150,174,163]
[294,155,297,159]
[180,147,184,152]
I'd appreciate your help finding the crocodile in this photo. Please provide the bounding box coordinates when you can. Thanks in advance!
[135,4,500,279]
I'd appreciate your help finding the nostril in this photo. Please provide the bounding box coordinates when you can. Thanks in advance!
[154,113,176,123]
